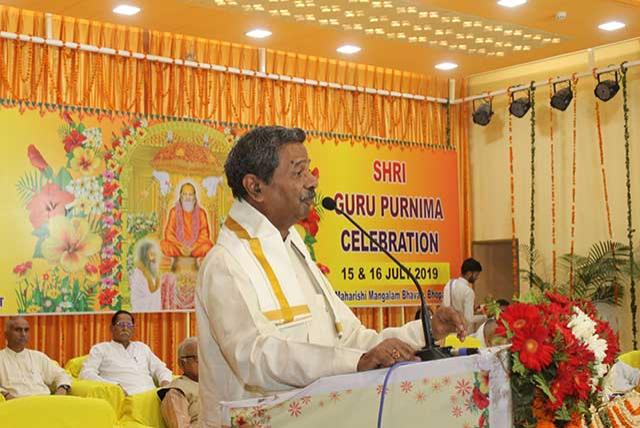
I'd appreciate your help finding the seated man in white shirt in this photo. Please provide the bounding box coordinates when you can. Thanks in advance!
[0,316,71,400]
[80,310,172,395]
[442,258,487,330]
[158,337,200,428]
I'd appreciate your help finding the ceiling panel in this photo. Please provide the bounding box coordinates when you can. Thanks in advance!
[3,0,639,75]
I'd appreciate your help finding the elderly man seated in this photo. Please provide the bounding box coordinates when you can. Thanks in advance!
[157,337,200,428]
[80,310,172,395]
[0,317,71,400]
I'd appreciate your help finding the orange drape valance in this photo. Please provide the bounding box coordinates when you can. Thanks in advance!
[0,4,470,370]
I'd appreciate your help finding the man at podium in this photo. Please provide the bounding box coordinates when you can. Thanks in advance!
[196,126,466,428]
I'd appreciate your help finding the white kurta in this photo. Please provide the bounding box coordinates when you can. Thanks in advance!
[0,348,71,398]
[129,268,162,312]
[79,341,173,395]
[196,200,425,427]
[442,277,486,328]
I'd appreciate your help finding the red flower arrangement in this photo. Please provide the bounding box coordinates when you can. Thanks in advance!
[498,292,619,427]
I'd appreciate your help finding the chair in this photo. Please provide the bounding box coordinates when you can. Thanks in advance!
[65,355,167,428]
[0,395,117,428]
[443,333,482,350]
[619,350,640,368]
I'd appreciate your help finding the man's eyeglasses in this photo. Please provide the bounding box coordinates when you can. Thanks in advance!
[180,355,198,362]
[115,322,134,329]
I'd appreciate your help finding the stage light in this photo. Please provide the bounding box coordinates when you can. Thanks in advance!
[598,21,625,32]
[113,5,140,16]
[497,0,527,8]
[472,99,493,126]
[435,62,458,71]
[245,29,272,39]
[594,71,620,102]
[550,81,573,111]
[336,45,361,54]
[509,90,531,118]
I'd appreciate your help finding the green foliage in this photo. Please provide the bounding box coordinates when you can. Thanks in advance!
[520,240,640,305]
[16,170,42,204]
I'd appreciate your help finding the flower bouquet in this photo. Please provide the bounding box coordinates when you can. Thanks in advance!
[496,292,619,427]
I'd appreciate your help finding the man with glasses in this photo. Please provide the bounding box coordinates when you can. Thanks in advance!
[80,310,173,395]
[158,337,200,428]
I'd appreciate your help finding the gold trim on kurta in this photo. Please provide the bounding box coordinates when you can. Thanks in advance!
[225,217,309,323]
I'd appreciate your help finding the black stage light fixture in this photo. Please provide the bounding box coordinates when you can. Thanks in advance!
[509,89,531,118]
[550,81,573,111]
[472,98,493,126]
[594,70,620,102]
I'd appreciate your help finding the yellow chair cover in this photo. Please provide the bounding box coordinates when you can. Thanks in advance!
[119,389,166,428]
[0,395,117,428]
[619,350,640,368]
[65,355,88,378]
[443,334,482,350]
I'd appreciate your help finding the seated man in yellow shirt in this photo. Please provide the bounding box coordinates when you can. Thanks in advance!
[157,337,200,428]
[0,317,71,400]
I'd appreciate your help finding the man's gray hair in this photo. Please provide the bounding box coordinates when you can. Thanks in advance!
[4,316,25,334]
[224,126,306,200]
[178,336,198,358]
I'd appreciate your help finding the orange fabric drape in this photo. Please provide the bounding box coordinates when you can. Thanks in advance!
[0,313,196,372]
[0,4,470,366]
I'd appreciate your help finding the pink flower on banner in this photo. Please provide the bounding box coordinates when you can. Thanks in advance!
[452,406,463,418]
[288,401,302,417]
[300,396,312,406]
[414,392,426,403]
[102,215,115,227]
[456,379,472,396]
[400,381,413,394]
[442,376,452,386]
[329,392,341,402]
[27,183,75,229]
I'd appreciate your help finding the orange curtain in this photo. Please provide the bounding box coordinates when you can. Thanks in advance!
[0,4,470,367]
[0,313,196,371]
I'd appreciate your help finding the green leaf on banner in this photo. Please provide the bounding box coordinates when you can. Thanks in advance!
[31,225,49,258]
[55,168,72,189]
[43,166,54,180]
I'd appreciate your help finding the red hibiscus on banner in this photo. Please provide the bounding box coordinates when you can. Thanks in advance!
[63,130,86,153]
[13,261,33,276]
[98,288,118,307]
[99,258,118,275]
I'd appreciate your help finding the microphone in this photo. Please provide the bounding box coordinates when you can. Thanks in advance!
[322,196,450,361]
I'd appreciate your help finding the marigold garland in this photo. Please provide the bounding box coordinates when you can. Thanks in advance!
[548,79,558,287]
[569,75,579,295]
[593,69,616,302]
[621,62,637,348]
[529,82,537,288]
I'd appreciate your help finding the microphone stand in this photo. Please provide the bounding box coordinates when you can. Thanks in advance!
[328,202,450,361]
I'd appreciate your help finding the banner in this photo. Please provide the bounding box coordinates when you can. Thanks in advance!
[0,106,459,315]
[304,140,461,306]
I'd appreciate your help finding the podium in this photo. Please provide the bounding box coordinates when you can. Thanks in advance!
[221,348,512,427]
